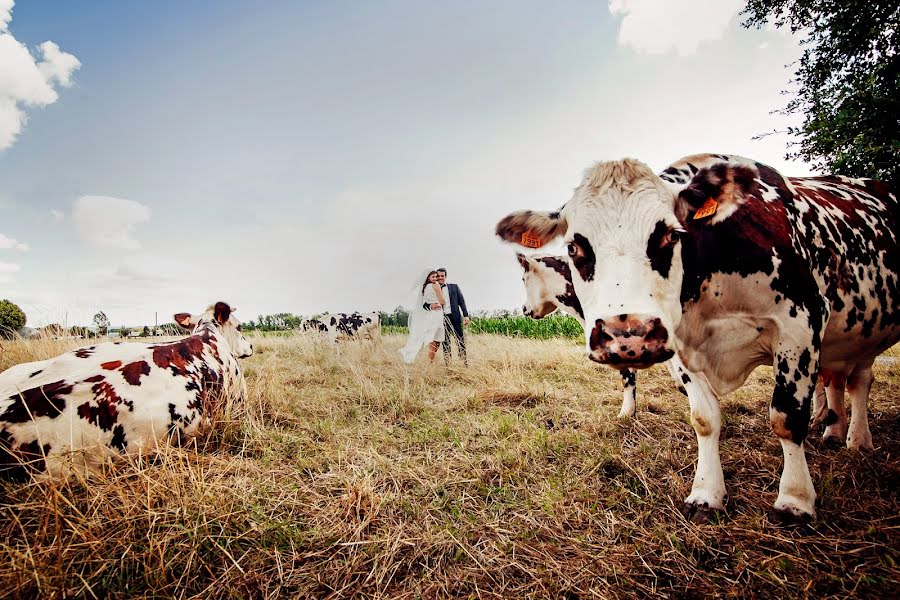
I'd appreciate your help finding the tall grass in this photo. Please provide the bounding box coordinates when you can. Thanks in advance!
[0,333,897,598]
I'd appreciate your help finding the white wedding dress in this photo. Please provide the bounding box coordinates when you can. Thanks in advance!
[399,280,446,364]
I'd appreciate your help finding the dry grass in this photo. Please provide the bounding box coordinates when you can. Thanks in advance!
[0,333,898,599]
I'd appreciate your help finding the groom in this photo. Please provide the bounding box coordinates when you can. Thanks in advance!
[436,268,469,366]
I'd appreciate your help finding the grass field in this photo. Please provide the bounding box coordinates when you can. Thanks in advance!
[0,333,898,598]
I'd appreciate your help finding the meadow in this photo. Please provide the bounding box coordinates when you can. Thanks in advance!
[0,332,897,599]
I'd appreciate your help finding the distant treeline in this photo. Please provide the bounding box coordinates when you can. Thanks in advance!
[243,309,581,339]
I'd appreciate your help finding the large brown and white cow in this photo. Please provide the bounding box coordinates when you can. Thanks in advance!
[497,154,898,522]
[0,302,253,479]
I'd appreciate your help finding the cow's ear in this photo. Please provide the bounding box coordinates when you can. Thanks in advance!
[174,313,194,330]
[213,302,232,325]
[495,209,567,249]
[516,252,530,271]
[676,163,758,223]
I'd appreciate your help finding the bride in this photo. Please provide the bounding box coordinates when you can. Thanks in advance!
[399,270,446,364]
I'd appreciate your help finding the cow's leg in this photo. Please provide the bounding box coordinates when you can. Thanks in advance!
[846,362,875,451]
[769,339,820,522]
[617,368,637,418]
[669,356,726,520]
[820,370,848,447]
[811,371,828,424]
[665,359,688,396]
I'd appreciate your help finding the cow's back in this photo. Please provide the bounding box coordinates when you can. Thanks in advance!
[785,175,900,363]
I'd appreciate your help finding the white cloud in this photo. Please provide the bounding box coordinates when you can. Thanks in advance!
[0,0,12,31]
[609,0,745,56]
[72,195,152,250]
[0,1,80,149]
[37,41,80,88]
[0,232,29,251]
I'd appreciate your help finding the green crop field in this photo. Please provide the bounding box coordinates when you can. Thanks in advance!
[383,314,582,339]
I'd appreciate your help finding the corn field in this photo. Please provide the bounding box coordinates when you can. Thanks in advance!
[383,314,582,339]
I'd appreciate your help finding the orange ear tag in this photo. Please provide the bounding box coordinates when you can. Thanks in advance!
[521,231,543,248]
[693,198,718,220]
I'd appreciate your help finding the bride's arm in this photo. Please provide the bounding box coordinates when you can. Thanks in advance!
[433,283,446,306]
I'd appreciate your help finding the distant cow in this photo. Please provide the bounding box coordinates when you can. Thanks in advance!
[301,312,380,342]
[497,154,898,522]
[516,252,685,418]
[0,302,253,479]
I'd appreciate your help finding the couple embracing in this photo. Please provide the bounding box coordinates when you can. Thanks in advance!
[400,268,469,365]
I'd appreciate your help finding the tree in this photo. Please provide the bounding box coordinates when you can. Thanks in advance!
[0,299,26,339]
[142,325,150,337]
[93,311,110,336]
[743,1,899,186]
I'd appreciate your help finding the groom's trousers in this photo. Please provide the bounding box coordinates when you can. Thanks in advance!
[443,315,467,366]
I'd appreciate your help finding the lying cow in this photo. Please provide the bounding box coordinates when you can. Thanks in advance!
[301,312,380,342]
[515,252,687,418]
[0,302,253,479]
[497,154,898,522]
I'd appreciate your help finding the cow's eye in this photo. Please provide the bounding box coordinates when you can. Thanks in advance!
[567,241,583,258]
[661,228,685,248]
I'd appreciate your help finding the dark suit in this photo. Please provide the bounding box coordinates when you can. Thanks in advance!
[441,283,468,365]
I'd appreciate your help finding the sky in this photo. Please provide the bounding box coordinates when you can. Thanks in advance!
[0,0,812,327]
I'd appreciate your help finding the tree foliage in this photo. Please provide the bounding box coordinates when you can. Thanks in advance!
[93,311,110,336]
[743,0,899,186]
[0,299,26,339]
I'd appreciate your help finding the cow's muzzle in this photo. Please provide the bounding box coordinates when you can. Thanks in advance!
[522,305,543,319]
[588,314,673,368]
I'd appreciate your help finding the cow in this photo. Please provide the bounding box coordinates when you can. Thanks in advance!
[496,154,898,523]
[515,252,687,418]
[0,302,253,480]
[515,252,638,418]
[301,312,380,342]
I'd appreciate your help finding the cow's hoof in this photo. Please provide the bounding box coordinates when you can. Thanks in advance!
[847,436,875,452]
[680,501,725,524]
[616,410,635,420]
[768,506,814,528]
[821,435,844,450]
[848,443,875,453]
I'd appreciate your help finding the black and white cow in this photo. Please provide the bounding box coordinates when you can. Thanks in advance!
[0,302,253,479]
[516,253,635,417]
[515,252,687,418]
[301,312,380,342]
[497,154,898,522]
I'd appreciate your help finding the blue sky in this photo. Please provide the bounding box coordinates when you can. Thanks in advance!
[1,0,810,327]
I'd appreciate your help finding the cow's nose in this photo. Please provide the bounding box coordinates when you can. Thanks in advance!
[588,314,673,367]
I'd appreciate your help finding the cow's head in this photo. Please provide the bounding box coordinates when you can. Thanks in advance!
[496,159,758,368]
[516,253,571,319]
[497,157,757,368]
[175,301,254,358]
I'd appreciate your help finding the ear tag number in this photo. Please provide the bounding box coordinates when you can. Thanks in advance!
[521,231,543,248]
[693,198,718,220]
